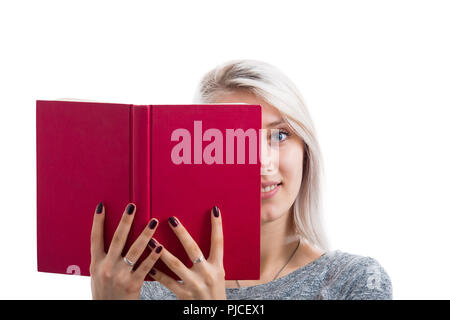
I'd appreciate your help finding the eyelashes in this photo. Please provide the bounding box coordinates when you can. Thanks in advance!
[270,129,291,143]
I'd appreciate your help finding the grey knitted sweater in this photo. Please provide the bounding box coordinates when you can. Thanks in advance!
[140,249,392,300]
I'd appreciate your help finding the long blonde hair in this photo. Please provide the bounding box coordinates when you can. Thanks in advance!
[193,59,330,251]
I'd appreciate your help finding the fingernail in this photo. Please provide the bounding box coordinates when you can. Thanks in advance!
[213,205,220,218]
[156,246,163,254]
[148,238,157,249]
[96,202,103,214]
[149,268,156,275]
[126,203,135,215]
[169,216,179,227]
[148,219,158,229]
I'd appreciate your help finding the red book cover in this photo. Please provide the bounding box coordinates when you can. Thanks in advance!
[36,100,261,281]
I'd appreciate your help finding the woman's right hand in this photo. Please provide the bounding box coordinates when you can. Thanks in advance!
[90,201,163,300]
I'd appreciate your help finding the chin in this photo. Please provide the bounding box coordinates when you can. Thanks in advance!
[260,205,285,224]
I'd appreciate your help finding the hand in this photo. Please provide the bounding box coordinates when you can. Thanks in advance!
[90,202,163,300]
[149,206,226,300]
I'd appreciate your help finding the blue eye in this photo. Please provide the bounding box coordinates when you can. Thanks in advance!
[271,130,290,142]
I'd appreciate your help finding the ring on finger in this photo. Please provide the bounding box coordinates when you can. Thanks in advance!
[123,256,135,267]
[193,255,205,264]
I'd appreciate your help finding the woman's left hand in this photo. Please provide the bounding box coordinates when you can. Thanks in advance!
[148,205,226,300]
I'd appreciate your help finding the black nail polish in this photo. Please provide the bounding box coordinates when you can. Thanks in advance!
[213,205,220,218]
[156,246,162,254]
[149,219,157,229]
[148,238,157,249]
[126,203,135,215]
[169,216,179,227]
[149,268,156,275]
[96,202,103,214]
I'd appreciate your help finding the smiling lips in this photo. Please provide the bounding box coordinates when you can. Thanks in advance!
[261,181,282,199]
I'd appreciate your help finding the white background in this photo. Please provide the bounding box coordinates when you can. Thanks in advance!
[1,0,449,299]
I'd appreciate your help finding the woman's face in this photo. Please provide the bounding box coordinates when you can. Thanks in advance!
[212,90,305,224]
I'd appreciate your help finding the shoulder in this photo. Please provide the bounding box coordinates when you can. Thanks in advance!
[319,250,393,300]
[140,280,177,300]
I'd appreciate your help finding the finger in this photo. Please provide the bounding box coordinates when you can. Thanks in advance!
[133,243,163,282]
[107,202,136,258]
[208,205,224,264]
[90,201,106,262]
[148,267,185,297]
[168,216,205,265]
[158,244,192,281]
[124,218,159,267]
[147,237,160,251]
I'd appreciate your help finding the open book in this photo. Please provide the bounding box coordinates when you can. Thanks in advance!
[36,100,261,281]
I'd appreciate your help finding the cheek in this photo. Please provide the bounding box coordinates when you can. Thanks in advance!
[261,142,304,223]
[279,143,304,193]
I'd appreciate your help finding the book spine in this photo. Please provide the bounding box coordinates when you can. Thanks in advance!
[130,105,151,225]
[148,105,152,221]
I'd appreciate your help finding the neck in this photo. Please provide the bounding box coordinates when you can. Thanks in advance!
[259,208,299,281]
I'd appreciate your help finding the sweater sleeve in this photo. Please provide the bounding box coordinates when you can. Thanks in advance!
[140,280,177,300]
[338,256,393,300]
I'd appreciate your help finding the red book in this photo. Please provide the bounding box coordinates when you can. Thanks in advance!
[36,100,261,281]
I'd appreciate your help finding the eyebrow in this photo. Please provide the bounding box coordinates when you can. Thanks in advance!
[265,120,286,127]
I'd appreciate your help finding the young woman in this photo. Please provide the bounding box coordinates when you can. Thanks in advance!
[90,59,392,300]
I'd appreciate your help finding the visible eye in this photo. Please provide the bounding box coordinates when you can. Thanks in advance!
[271,129,290,143]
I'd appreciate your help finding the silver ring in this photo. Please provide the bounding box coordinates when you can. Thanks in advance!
[123,257,135,267]
[193,256,205,264]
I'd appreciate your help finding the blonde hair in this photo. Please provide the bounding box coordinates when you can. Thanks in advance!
[193,59,330,251]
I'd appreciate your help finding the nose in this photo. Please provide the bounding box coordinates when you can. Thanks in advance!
[260,128,279,175]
